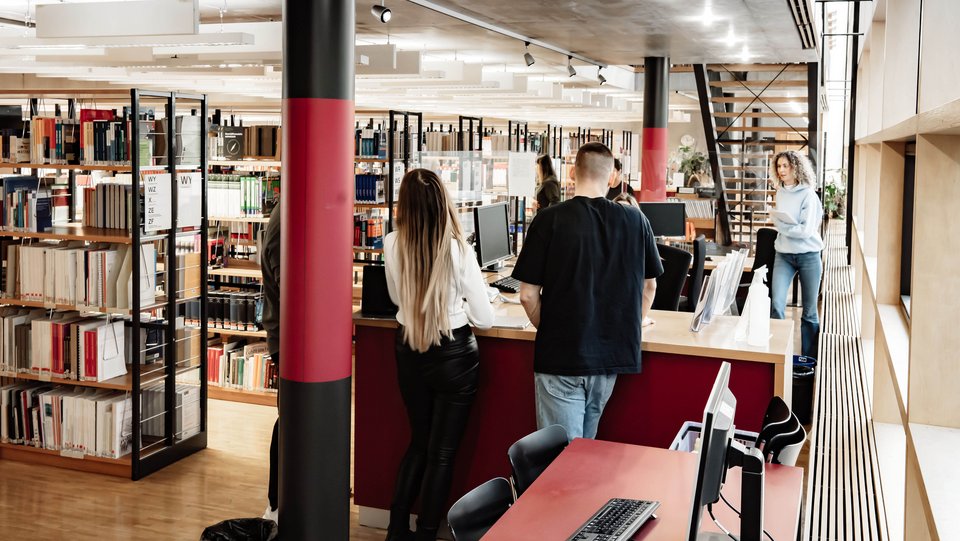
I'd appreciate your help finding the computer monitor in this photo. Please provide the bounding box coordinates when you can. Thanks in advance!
[474,202,512,271]
[640,202,686,237]
[686,362,766,541]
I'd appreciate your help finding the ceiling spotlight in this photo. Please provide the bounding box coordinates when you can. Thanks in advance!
[598,68,607,86]
[523,42,535,67]
[567,56,576,77]
[371,2,392,23]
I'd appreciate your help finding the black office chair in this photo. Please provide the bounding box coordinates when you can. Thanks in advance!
[754,396,806,467]
[447,477,514,541]
[681,235,706,312]
[652,243,693,311]
[507,424,569,498]
[752,228,778,291]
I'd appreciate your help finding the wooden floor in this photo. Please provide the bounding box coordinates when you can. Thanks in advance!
[0,398,385,541]
[0,309,808,541]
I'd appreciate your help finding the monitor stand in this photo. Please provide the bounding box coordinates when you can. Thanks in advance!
[483,260,505,272]
[697,441,765,541]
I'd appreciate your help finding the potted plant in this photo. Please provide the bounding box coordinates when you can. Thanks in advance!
[822,170,846,221]
[673,144,712,187]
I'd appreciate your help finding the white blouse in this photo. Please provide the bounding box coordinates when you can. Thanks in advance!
[383,231,495,331]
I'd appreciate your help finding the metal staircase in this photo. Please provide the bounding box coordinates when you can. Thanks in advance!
[695,63,818,250]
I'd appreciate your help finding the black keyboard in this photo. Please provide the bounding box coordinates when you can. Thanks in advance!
[491,276,520,293]
[567,498,659,541]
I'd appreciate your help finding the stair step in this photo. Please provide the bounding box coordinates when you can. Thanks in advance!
[720,165,771,170]
[725,189,777,194]
[717,152,772,159]
[712,96,805,104]
[718,139,806,147]
[715,112,807,118]
[709,63,808,72]
[722,126,809,133]
[709,80,809,88]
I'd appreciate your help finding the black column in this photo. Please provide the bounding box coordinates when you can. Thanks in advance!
[280,1,355,539]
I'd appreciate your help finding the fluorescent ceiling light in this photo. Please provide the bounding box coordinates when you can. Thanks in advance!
[0,32,254,49]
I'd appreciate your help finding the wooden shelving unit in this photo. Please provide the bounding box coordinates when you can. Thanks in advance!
[209,216,271,224]
[208,267,263,279]
[0,89,210,480]
[208,328,267,339]
[208,386,277,407]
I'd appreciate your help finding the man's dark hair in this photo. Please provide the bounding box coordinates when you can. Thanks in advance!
[575,142,614,183]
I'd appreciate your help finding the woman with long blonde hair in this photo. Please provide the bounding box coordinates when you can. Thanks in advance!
[770,150,824,360]
[383,169,494,541]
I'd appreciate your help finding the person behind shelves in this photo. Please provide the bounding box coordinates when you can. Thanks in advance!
[260,200,281,522]
[769,150,824,360]
[383,168,494,541]
[534,154,561,211]
[605,158,635,200]
[513,143,662,440]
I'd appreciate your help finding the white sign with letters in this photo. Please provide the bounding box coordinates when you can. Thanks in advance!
[143,172,172,232]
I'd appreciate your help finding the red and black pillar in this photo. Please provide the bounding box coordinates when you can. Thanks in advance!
[280,0,354,538]
[640,56,669,202]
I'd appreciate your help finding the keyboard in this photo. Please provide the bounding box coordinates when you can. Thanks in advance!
[491,276,521,293]
[567,498,660,541]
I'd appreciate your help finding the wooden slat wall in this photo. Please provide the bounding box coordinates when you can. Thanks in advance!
[803,220,889,540]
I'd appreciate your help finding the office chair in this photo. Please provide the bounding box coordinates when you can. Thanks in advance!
[681,235,706,312]
[447,477,514,541]
[507,424,569,498]
[754,396,806,466]
[652,243,693,311]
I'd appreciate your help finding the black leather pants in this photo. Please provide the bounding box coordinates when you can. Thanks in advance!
[387,325,479,540]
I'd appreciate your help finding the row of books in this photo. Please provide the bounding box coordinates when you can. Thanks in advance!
[0,383,132,459]
[3,176,53,233]
[5,241,157,309]
[141,382,201,442]
[354,173,386,204]
[354,214,385,249]
[208,340,277,392]
[680,198,715,220]
[184,291,262,332]
[355,125,387,158]
[0,309,127,382]
[209,174,279,218]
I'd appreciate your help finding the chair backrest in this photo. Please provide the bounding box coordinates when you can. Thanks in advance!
[507,424,569,498]
[652,243,694,311]
[755,396,793,450]
[753,228,779,289]
[684,235,707,312]
[447,477,514,541]
[771,421,806,467]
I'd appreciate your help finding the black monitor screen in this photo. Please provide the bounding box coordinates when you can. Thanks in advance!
[686,362,737,540]
[474,202,512,268]
[640,202,686,237]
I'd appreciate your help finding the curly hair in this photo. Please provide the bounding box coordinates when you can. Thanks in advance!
[772,150,816,187]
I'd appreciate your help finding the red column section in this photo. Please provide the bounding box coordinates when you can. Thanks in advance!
[281,97,354,383]
[639,127,668,202]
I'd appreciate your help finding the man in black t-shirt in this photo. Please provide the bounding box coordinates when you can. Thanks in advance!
[605,158,635,200]
[513,143,662,440]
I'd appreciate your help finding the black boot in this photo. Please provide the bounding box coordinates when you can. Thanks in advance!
[414,526,439,541]
[385,528,415,541]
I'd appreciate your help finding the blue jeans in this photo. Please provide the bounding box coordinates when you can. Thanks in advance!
[534,373,618,440]
[770,251,823,359]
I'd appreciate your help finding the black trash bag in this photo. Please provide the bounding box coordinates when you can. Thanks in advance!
[201,518,279,541]
[792,362,816,426]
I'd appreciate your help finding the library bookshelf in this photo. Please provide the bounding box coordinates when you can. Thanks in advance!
[0,89,210,480]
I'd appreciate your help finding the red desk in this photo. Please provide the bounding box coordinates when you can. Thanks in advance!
[484,438,803,541]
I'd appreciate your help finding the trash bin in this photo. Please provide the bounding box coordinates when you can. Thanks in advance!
[792,355,817,425]
[201,518,279,541]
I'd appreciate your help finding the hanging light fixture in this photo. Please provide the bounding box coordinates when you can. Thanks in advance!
[567,55,576,77]
[371,1,391,23]
[598,66,606,85]
[523,41,535,67]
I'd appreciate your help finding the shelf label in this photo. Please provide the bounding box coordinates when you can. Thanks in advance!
[177,172,202,228]
[143,172,173,232]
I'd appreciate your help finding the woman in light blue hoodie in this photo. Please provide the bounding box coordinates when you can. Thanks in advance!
[770,150,824,360]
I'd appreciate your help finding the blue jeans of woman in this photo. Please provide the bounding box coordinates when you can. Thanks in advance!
[388,325,479,540]
[770,251,823,359]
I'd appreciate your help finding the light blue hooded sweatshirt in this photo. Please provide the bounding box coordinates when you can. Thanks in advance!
[772,184,824,254]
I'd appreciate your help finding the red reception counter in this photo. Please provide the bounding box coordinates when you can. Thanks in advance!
[353,305,794,527]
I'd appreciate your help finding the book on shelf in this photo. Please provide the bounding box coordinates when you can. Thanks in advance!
[208,126,245,161]
[2,176,53,233]
[190,291,261,332]
[355,123,387,158]
[354,214,385,249]
[141,382,201,442]
[241,125,280,159]
[354,173,386,204]
[4,240,158,310]
[0,383,133,459]
[208,339,277,393]
[208,173,277,218]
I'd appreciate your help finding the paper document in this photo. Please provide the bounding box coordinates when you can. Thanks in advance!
[495,315,531,329]
[769,209,798,225]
